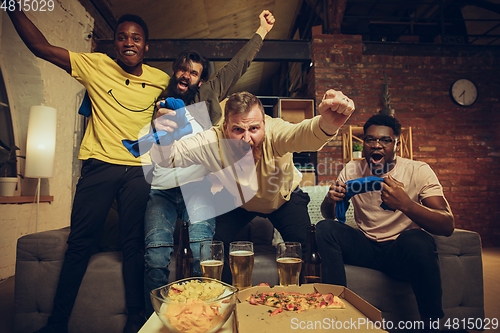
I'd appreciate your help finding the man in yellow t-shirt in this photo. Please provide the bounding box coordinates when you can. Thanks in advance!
[8,9,169,333]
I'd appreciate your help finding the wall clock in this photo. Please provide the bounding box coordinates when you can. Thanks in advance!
[450,79,478,107]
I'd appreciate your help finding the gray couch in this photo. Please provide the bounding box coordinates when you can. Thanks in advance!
[14,186,484,333]
[15,228,127,333]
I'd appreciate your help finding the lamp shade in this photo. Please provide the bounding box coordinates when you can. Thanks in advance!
[25,105,57,178]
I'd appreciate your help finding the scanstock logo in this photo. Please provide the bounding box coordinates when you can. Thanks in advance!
[137,102,258,220]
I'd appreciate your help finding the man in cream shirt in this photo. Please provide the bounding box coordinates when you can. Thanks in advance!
[151,89,355,283]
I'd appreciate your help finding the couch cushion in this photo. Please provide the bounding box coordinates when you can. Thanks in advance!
[300,185,329,224]
[252,245,279,286]
[15,228,127,333]
[69,251,126,333]
[345,265,420,324]
[300,185,357,227]
[15,228,70,333]
[433,229,484,327]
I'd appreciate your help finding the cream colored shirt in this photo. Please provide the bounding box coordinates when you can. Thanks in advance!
[152,115,334,213]
[338,156,444,241]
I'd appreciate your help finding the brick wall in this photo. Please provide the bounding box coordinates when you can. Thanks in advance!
[311,32,500,246]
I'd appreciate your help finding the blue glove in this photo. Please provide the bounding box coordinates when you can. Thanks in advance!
[335,176,396,223]
[122,98,193,157]
[78,91,92,117]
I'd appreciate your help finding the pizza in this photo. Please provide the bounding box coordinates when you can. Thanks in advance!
[246,290,346,316]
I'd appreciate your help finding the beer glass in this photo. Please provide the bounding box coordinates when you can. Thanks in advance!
[200,241,224,280]
[229,241,254,290]
[276,242,302,286]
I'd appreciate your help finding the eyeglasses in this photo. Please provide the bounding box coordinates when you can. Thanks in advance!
[364,137,397,147]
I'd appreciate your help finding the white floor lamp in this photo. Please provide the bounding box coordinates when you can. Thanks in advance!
[24,105,57,233]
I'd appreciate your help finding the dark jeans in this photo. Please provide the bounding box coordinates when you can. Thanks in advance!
[143,178,216,316]
[214,188,311,284]
[316,219,444,319]
[49,159,150,324]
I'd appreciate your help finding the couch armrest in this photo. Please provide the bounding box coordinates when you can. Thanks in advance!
[15,228,71,323]
[432,229,485,326]
[15,228,127,333]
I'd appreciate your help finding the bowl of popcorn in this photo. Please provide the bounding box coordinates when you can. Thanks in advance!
[150,277,238,333]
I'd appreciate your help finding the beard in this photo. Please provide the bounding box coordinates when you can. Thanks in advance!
[166,75,199,105]
[250,140,264,163]
[224,135,264,165]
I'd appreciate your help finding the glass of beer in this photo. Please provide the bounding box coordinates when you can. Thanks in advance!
[276,242,302,287]
[200,241,224,280]
[229,241,254,290]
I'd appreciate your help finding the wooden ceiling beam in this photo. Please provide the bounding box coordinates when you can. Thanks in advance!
[326,0,347,34]
[470,0,500,15]
[287,0,306,39]
[94,39,311,62]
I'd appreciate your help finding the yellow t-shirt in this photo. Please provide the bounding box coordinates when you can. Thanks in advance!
[69,51,169,165]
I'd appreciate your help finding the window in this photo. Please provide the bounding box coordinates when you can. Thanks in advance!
[0,67,17,177]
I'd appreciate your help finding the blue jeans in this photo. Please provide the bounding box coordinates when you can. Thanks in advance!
[144,177,215,316]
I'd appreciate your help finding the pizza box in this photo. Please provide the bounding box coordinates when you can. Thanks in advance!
[235,284,388,333]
